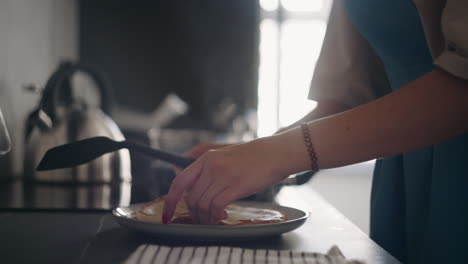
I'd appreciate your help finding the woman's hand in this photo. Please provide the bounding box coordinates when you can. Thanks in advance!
[163,135,300,225]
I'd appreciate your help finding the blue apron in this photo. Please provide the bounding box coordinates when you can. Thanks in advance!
[343,1,468,263]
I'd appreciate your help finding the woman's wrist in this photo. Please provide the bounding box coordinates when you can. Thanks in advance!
[261,127,313,177]
[300,123,319,172]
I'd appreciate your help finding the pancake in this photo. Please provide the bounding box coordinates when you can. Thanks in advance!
[134,196,191,224]
[133,196,287,225]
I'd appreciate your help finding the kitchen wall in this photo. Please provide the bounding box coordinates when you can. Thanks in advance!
[0,0,78,177]
[80,0,259,131]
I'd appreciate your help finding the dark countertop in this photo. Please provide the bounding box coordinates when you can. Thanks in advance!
[0,182,401,264]
[0,180,132,211]
[0,167,175,211]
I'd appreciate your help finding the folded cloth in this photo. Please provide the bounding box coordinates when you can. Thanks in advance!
[124,244,365,264]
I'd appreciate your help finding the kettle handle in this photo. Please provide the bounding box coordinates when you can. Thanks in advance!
[39,61,113,124]
[25,63,73,139]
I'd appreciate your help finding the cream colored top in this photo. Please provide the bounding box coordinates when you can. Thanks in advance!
[309,0,468,107]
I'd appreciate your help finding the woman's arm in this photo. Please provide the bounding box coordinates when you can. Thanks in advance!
[280,68,468,172]
[162,68,468,224]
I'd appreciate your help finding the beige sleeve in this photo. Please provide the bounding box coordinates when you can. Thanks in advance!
[308,0,390,108]
[433,0,468,80]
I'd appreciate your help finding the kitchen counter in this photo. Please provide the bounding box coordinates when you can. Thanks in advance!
[0,182,400,263]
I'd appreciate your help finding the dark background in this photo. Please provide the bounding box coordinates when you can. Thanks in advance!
[80,0,260,130]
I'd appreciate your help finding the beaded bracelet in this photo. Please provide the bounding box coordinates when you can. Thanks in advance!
[300,123,319,172]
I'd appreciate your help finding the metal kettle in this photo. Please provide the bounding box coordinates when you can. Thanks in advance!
[24,62,131,184]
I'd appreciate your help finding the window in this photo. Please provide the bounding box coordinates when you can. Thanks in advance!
[257,0,332,136]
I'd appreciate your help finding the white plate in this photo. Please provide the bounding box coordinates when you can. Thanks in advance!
[113,201,309,241]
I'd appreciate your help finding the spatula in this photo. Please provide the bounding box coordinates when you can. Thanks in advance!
[36,136,194,171]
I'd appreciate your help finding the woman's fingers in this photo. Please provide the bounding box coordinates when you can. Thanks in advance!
[193,181,229,224]
[209,187,239,224]
[162,159,204,223]
[185,170,214,224]
[185,152,226,224]
[180,150,239,224]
